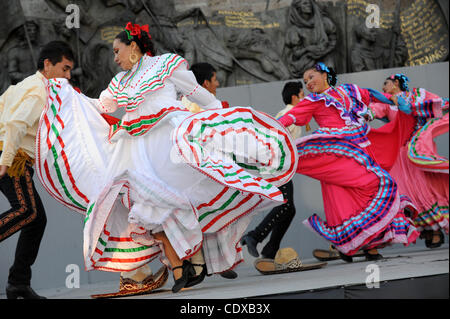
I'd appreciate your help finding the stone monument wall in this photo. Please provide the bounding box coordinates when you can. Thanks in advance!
[0,0,448,93]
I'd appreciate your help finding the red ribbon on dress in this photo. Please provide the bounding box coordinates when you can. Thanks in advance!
[221,101,230,108]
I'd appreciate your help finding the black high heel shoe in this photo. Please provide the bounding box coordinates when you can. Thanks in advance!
[172,260,196,293]
[338,251,353,263]
[185,264,207,288]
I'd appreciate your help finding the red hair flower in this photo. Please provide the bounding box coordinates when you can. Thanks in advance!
[141,24,150,37]
[125,22,151,40]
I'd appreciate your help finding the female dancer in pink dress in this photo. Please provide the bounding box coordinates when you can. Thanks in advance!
[370,74,449,248]
[278,63,420,261]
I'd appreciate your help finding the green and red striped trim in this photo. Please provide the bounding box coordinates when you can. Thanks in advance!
[109,106,188,139]
[108,54,187,112]
[37,80,90,213]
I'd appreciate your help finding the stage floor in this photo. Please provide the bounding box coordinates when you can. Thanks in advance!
[9,245,447,299]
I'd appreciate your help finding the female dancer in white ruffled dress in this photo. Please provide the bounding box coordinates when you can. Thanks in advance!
[36,23,297,292]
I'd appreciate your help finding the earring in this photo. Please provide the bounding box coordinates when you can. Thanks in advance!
[129,50,139,65]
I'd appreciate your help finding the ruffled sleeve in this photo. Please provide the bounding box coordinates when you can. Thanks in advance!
[364,88,445,119]
[407,89,445,119]
[369,102,398,122]
[168,59,222,110]
[94,76,120,113]
[360,88,398,122]
[278,99,317,127]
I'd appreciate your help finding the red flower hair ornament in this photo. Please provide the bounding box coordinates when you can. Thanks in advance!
[124,22,153,56]
[125,22,151,40]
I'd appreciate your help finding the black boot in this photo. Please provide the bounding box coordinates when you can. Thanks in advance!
[6,284,46,299]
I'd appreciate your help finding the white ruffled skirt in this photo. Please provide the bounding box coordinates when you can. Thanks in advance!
[36,79,298,273]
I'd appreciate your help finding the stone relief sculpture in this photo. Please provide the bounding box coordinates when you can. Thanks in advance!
[48,0,95,25]
[285,0,337,78]
[350,21,384,72]
[350,21,407,73]
[7,20,41,85]
[81,42,121,97]
[227,28,290,82]
[0,56,10,94]
[0,0,445,94]
[381,23,408,69]
[181,25,234,86]
[45,0,97,43]
[135,0,201,55]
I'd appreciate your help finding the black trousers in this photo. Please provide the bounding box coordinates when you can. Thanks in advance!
[0,158,47,286]
[247,180,296,259]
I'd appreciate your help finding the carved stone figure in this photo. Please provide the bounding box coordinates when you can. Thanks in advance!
[52,18,75,41]
[81,42,121,97]
[285,0,337,78]
[0,0,443,94]
[45,0,97,43]
[136,0,200,55]
[181,25,234,87]
[0,56,10,94]
[228,28,290,82]
[389,33,408,68]
[47,0,95,26]
[350,22,384,72]
[380,23,408,69]
[7,20,41,85]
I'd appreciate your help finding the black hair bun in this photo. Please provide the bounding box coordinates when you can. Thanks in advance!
[327,67,337,86]
[138,30,155,56]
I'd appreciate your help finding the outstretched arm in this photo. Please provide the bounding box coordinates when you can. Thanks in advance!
[170,61,222,110]
[359,88,398,121]
[278,99,316,127]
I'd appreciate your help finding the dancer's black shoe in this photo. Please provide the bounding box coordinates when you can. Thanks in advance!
[338,251,353,263]
[185,263,207,288]
[425,230,445,249]
[172,260,195,293]
[363,249,383,261]
[220,270,238,279]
